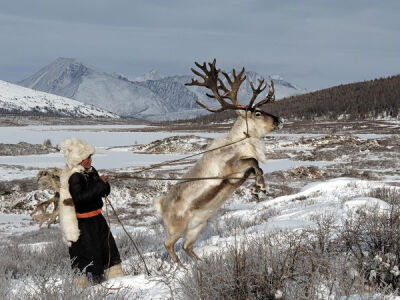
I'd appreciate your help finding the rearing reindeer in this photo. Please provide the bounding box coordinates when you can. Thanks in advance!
[154,59,283,264]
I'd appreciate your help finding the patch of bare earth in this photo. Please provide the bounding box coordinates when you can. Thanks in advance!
[131,135,212,154]
[0,141,59,156]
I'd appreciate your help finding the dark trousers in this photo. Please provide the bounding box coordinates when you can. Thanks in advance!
[69,214,121,279]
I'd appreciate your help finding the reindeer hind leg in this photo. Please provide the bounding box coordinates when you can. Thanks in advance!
[183,222,207,260]
[164,232,183,265]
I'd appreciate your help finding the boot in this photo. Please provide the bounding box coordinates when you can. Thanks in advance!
[105,263,124,280]
[73,275,88,288]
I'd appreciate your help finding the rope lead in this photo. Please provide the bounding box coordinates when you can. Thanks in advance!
[105,196,151,276]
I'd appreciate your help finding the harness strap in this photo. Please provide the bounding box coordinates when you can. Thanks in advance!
[76,208,102,218]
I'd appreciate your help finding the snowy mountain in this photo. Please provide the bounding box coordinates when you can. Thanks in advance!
[0,80,119,118]
[18,58,167,118]
[18,58,306,121]
[136,77,199,111]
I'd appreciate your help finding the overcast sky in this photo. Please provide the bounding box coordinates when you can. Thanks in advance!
[0,0,399,90]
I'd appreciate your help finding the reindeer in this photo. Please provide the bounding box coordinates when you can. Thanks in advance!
[30,168,62,227]
[154,59,283,264]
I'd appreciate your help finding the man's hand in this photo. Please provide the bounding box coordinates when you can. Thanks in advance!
[100,175,108,183]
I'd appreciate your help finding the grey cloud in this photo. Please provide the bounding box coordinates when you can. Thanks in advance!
[0,0,399,90]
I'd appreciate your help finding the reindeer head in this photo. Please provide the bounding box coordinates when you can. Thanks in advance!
[185,59,283,138]
[236,109,283,138]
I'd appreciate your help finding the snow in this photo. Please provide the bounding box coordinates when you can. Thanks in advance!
[1,123,399,298]
[104,274,171,299]
[0,125,224,180]
[0,151,191,171]
[0,80,118,118]
[0,124,222,146]
[192,178,395,253]
[0,167,38,181]
[0,213,37,235]
[343,197,391,212]
[261,159,331,173]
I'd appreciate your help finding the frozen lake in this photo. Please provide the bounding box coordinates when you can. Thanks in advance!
[0,124,358,180]
[0,124,222,147]
[0,150,190,170]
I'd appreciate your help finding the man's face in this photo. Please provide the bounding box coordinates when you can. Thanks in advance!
[80,156,92,169]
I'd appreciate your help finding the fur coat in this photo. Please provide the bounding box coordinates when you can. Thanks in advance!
[59,138,95,246]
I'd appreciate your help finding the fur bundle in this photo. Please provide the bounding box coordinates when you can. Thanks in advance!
[59,138,95,246]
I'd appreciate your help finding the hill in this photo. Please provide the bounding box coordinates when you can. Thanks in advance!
[0,80,118,118]
[187,74,400,123]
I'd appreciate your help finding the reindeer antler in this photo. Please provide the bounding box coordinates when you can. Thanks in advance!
[186,59,275,112]
[252,80,275,109]
[185,59,247,112]
[30,168,62,228]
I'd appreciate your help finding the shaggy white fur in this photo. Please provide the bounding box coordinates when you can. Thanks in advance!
[59,138,95,246]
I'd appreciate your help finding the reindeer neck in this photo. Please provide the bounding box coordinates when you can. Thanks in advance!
[228,116,260,140]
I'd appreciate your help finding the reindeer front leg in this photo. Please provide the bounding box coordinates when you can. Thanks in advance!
[233,158,266,196]
[247,159,266,195]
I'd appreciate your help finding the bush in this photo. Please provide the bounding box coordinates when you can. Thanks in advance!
[179,228,344,300]
[0,227,131,299]
[179,213,386,299]
[341,187,400,291]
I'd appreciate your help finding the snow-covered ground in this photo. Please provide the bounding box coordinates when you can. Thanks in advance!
[1,123,400,299]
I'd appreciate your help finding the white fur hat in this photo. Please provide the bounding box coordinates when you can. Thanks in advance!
[61,138,95,169]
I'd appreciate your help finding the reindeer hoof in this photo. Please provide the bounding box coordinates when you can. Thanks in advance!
[176,260,187,270]
[188,251,202,261]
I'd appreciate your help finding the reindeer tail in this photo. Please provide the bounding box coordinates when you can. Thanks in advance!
[153,195,164,214]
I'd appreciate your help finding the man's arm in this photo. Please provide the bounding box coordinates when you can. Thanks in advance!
[68,173,108,206]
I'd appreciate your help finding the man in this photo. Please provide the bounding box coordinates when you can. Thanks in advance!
[59,138,123,288]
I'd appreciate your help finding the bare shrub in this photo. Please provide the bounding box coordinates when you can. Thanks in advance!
[340,187,400,292]
[178,213,389,299]
[0,227,131,299]
[42,139,52,148]
[180,230,318,300]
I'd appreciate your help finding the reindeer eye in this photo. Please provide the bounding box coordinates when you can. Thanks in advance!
[255,112,262,117]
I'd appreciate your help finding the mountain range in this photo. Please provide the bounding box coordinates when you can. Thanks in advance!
[18,58,307,120]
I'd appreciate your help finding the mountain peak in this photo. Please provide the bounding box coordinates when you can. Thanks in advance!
[132,70,163,82]
[18,57,93,99]
[54,57,77,63]
[49,57,89,69]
